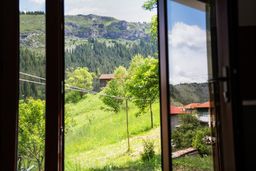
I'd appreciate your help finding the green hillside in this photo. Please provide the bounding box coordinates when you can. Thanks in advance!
[65,94,162,170]
[170,83,209,105]
[64,94,212,171]
[19,13,157,98]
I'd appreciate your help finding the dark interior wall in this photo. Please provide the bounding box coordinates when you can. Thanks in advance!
[237,0,256,170]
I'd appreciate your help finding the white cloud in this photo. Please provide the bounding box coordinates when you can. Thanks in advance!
[29,0,44,5]
[66,7,100,15]
[64,0,156,22]
[168,22,208,84]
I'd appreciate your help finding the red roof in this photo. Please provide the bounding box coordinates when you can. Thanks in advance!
[184,103,200,109]
[184,101,210,109]
[170,106,188,115]
[99,74,114,80]
[196,101,210,108]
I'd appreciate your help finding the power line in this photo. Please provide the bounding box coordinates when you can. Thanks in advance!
[19,78,46,86]
[66,85,125,100]
[20,72,46,81]
[19,72,152,101]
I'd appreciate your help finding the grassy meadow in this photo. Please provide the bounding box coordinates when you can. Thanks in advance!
[64,94,213,171]
[65,94,162,170]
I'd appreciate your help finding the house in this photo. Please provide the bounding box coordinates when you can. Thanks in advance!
[99,74,114,87]
[184,101,210,126]
[170,105,189,130]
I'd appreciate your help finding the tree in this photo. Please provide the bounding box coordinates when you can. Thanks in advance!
[143,0,158,40]
[18,98,45,171]
[18,98,73,170]
[101,66,128,112]
[126,55,159,128]
[65,67,94,103]
[101,79,124,112]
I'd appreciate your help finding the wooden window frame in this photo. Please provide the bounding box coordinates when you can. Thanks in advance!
[0,1,19,170]
[45,0,65,170]
[0,0,239,171]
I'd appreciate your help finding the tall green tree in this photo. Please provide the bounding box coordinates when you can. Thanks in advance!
[65,67,94,103]
[101,66,128,112]
[126,54,159,128]
[143,0,158,40]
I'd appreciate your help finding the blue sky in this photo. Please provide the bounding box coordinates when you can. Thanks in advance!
[20,0,45,12]
[168,1,206,30]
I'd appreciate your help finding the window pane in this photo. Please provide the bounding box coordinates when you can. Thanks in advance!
[64,0,161,170]
[167,1,214,170]
[18,1,46,170]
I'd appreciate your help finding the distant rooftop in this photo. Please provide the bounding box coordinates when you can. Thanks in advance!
[170,106,188,115]
[184,101,210,109]
[99,74,115,80]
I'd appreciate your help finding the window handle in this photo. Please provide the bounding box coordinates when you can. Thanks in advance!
[208,66,230,102]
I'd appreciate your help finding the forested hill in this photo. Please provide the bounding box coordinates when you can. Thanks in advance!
[20,14,152,49]
[65,14,151,41]
[19,13,157,98]
[170,83,209,105]
[20,13,157,74]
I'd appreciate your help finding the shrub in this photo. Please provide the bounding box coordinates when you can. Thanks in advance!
[141,139,155,161]
[172,115,201,149]
[65,91,83,103]
[192,128,212,156]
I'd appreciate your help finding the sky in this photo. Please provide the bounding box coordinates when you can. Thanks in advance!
[20,0,156,22]
[167,1,208,84]
[20,0,208,84]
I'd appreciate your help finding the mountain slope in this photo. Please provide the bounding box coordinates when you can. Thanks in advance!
[65,14,151,41]
[170,83,209,105]
[20,14,152,50]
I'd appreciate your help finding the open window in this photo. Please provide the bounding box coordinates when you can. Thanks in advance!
[0,0,239,170]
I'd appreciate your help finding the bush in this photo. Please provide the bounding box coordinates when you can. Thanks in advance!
[192,128,212,156]
[141,139,155,161]
[172,115,201,149]
[65,91,83,103]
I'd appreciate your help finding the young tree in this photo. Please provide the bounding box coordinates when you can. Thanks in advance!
[101,66,128,112]
[18,98,73,170]
[65,67,94,103]
[18,98,45,171]
[126,54,159,128]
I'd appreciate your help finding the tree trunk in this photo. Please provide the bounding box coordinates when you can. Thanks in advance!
[125,99,130,152]
[150,101,153,128]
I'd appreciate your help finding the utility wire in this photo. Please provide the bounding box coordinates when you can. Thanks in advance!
[19,72,151,101]
[20,72,46,81]
[20,78,46,86]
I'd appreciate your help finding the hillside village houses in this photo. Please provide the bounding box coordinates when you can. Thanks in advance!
[170,101,211,129]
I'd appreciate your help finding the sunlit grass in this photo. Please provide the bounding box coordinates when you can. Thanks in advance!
[65,94,161,170]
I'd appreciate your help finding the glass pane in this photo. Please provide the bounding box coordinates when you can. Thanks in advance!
[64,0,161,170]
[167,1,214,170]
[18,1,46,170]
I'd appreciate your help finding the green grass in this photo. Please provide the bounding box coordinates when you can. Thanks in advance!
[64,94,213,171]
[20,14,45,33]
[65,94,161,170]
[173,155,214,171]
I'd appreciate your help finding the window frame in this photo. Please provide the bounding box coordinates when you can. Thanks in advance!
[0,1,19,170]
[0,0,239,170]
